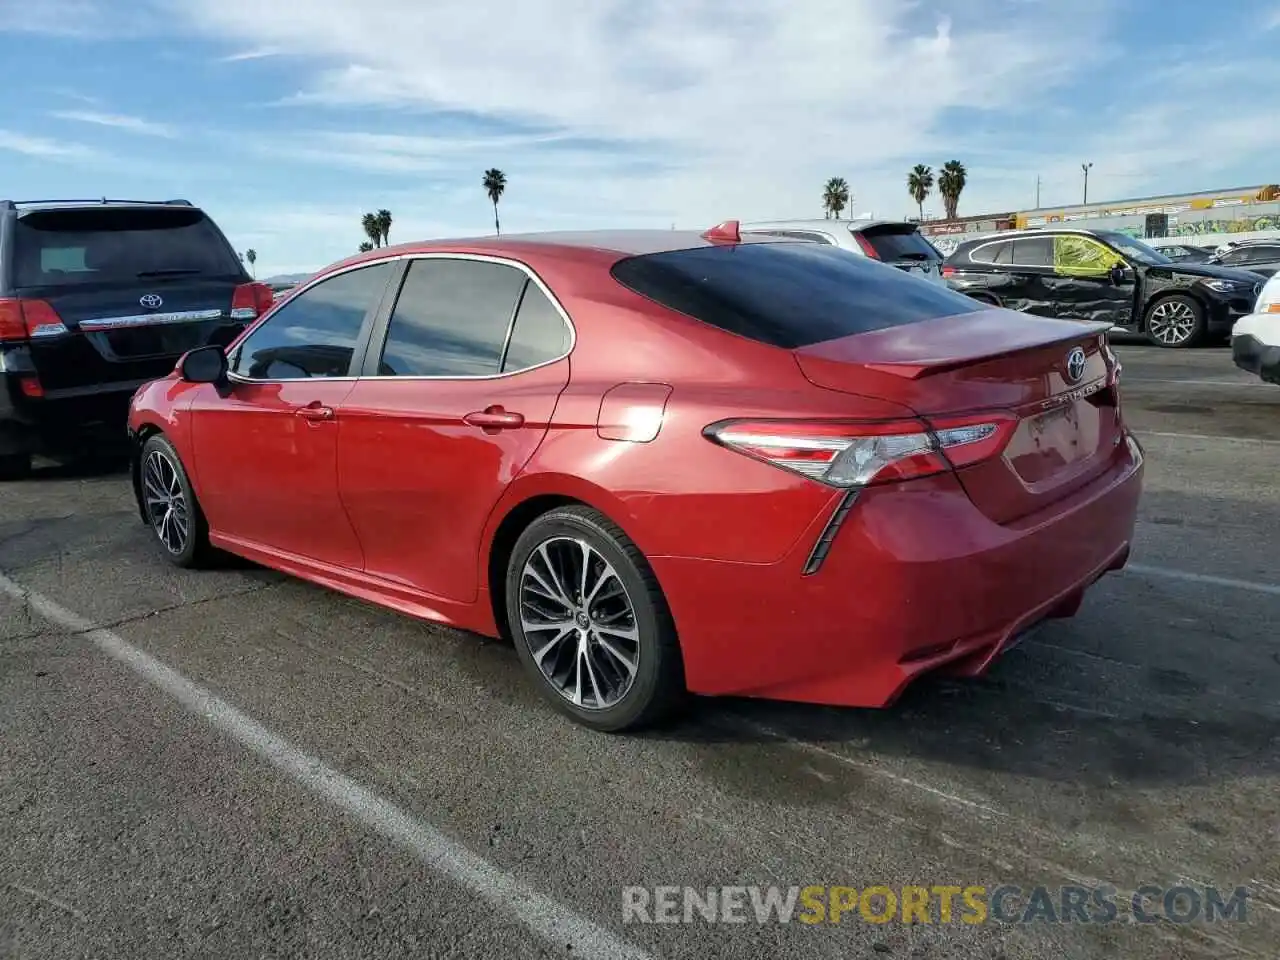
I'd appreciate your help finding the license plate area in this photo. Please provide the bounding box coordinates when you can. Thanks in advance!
[92,323,213,360]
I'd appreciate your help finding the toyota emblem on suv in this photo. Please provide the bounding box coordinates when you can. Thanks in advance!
[140,293,163,309]
[1065,346,1087,383]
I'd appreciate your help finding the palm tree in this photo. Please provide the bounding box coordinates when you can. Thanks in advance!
[361,212,381,248]
[822,177,850,219]
[907,165,933,220]
[376,209,392,246]
[938,160,968,220]
[358,241,375,253]
[483,169,506,236]
[244,248,257,277]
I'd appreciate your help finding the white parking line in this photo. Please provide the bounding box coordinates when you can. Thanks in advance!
[0,573,651,960]
[1140,431,1280,446]
[1124,564,1280,597]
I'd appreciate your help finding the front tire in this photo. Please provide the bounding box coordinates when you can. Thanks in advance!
[139,434,214,568]
[505,506,685,732]
[1145,294,1205,348]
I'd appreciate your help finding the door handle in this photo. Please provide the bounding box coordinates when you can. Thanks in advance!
[296,403,335,422]
[464,406,525,429]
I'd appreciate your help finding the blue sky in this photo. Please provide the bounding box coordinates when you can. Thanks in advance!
[1,0,1277,277]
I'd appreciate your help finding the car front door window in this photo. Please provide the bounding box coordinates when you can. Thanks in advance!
[232,263,392,379]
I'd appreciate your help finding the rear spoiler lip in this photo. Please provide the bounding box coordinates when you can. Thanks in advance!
[798,311,1114,381]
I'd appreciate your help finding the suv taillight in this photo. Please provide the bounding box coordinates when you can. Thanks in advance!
[230,282,275,321]
[853,234,880,259]
[941,265,957,278]
[704,414,1018,488]
[0,298,69,342]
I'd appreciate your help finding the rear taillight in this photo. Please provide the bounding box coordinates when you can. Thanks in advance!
[0,298,69,342]
[853,234,880,259]
[941,265,956,278]
[230,282,275,321]
[705,414,1017,488]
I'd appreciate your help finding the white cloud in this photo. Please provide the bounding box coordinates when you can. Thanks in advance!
[0,129,97,160]
[50,110,177,138]
[219,45,285,62]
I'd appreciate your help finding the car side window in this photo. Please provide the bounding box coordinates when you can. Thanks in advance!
[501,281,571,373]
[377,258,527,377]
[1052,235,1121,277]
[1011,237,1054,267]
[992,241,1013,264]
[230,262,391,380]
[1246,245,1280,262]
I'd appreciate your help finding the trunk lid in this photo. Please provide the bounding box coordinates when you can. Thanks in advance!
[794,309,1125,523]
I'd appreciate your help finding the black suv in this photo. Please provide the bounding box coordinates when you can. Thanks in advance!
[0,199,272,478]
[942,228,1264,347]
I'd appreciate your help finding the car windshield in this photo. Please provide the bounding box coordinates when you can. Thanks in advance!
[1098,232,1172,266]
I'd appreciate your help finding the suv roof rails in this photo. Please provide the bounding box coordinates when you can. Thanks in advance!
[0,198,195,208]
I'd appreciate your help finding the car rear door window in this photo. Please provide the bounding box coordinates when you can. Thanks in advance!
[610,241,984,350]
[377,258,527,377]
[500,282,571,373]
[231,262,392,379]
[1243,245,1280,263]
[1011,237,1054,267]
[12,207,243,289]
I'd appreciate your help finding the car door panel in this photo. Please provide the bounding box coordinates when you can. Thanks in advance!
[191,379,363,567]
[188,260,394,569]
[338,361,569,600]
[1046,235,1135,326]
[336,256,574,603]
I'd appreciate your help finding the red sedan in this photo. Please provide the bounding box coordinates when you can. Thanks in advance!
[127,223,1143,731]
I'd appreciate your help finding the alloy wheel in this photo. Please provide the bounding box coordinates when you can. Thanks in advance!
[142,449,189,555]
[1147,300,1198,345]
[518,536,640,710]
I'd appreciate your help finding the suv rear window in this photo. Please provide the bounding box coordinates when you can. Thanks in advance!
[858,225,943,261]
[11,207,244,289]
[610,242,984,349]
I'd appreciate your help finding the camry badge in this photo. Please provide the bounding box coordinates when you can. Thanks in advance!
[1065,346,1087,383]
[140,293,163,309]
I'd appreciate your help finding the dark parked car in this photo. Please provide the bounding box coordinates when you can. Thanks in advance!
[942,228,1264,347]
[1207,239,1280,278]
[0,198,273,478]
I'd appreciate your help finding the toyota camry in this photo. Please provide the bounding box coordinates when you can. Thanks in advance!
[127,222,1144,732]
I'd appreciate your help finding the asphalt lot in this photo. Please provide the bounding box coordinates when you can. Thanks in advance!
[2,343,1277,960]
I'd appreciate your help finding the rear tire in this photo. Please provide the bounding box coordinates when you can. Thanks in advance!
[1144,294,1205,348]
[0,453,31,481]
[139,433,215,568]
[505,505,685,732]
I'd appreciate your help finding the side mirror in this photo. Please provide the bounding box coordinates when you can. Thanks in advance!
[1109,264,1131,285]
[178,345,229,384]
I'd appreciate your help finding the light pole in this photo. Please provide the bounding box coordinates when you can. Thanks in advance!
[1082,162,1093,205]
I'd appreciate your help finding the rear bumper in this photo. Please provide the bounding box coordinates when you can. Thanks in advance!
[1231,329,1280,385]
[0,376,145,455]
[652,433,1144,708]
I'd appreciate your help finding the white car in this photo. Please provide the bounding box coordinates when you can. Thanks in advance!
[739,218,949,287]
[1231,271,1280,384]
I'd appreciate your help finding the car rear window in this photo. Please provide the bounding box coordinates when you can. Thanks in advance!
[11,207,244,289]
[858,225,943,261]
[609,242,984,349]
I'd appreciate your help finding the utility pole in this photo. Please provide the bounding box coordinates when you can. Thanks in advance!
[1035,175,1041,208]
[1082,162,1093,205]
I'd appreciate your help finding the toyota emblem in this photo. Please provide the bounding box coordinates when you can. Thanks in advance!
[139,293,163,310]
[1065,346,1087,383]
